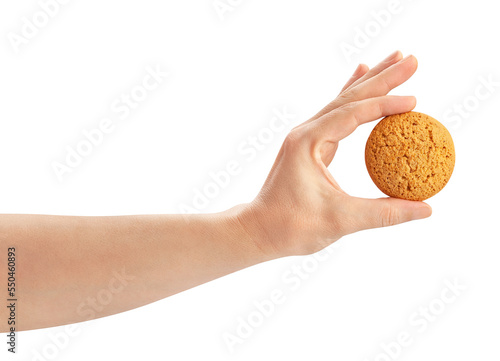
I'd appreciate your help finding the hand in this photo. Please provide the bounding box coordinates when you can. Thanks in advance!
[238,51,432,257]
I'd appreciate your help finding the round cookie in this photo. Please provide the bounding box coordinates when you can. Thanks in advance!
[365,111,455,201]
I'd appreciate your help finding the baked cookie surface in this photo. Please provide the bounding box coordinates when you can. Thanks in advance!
[365,111,455,201]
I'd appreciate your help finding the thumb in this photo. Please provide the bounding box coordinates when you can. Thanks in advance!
[346,196,432,232]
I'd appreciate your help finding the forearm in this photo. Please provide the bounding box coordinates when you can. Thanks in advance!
[0,207,269,331]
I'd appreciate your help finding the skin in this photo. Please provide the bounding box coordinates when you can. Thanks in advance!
[0,51,431,332]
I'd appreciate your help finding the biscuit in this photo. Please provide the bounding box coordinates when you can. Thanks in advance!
[365,111,455,201]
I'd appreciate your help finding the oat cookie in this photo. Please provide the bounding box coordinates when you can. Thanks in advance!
[365,111,455,201]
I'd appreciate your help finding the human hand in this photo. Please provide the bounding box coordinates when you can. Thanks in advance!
[238,51,432,257]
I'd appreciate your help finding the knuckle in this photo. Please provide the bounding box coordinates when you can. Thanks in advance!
[283,129,304,153]
[337,101,358,114]
[379,204,400,227]
[337,89,356,104]
[343,86,359,99]
[380,76,392,94]
[377,100,384,116]
[336,101,361,127]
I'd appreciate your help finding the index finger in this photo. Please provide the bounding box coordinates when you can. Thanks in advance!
[313,95,417,144]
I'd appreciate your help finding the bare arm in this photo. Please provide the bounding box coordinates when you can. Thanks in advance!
[0,209,265,331]
[1,51,431,332]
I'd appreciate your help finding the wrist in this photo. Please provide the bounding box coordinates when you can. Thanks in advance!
[225,201,287,261]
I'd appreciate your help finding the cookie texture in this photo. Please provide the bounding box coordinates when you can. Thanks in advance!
[365,111,455,201]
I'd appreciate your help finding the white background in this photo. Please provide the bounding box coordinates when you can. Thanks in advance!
[1,0,499,360]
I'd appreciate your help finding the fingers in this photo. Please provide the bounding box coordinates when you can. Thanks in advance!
[344,55,418,102]
[343,50,403,93]
[339,63,369,94]
[310,51,407,122]
[343,196,432,233]
[314,95,416,144]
